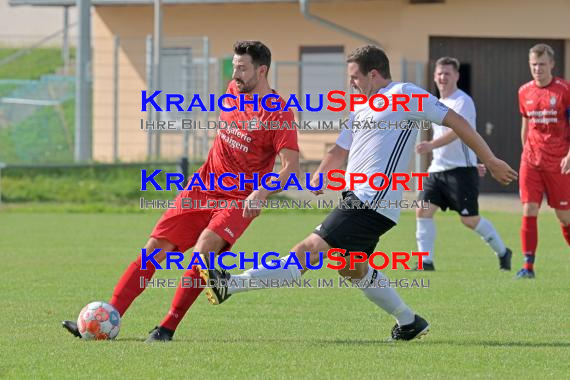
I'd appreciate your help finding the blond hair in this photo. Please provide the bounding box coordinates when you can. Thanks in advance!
[435,56,460,72]
[529,44,555,60]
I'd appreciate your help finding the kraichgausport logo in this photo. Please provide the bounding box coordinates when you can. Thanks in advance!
[141,91,430,113]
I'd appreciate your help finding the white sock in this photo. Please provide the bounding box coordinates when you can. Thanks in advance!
[228,254,302,295]
[474,217,507,257]
[359,266,415,326]
[416,218,436,264]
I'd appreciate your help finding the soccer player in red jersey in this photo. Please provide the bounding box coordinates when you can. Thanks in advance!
[62,41,300,341]
[516,43,570,279]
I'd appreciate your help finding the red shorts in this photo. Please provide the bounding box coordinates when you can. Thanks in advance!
[519,161,570,210]
[150,188,253,252]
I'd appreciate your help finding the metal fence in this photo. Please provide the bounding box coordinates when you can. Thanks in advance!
[96,40,428,164]
[0,76,75,163]
[1,32,429,168]
[0,29,76,165]
[92,35,217,164]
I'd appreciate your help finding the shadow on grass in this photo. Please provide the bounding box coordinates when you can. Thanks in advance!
[323,338,570,348]
[95,336,570,348]
[171,336,570,348]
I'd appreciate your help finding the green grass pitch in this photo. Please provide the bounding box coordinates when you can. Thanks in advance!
[1,210,569,379]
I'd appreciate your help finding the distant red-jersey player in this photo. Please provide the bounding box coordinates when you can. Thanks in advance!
[62,41,300,341]
[516,43,570,279]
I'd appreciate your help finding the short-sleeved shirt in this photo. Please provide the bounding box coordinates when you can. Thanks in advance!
[336,82,449,223]
[197,81,299,199]
[428,89,477,172]
[518,77,570,172]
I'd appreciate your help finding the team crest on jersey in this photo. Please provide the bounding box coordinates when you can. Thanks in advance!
[549,96,557,106]
[373,97,385,110]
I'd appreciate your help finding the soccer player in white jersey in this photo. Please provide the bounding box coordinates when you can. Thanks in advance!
[202,46,517,341]
[414,57,512,271]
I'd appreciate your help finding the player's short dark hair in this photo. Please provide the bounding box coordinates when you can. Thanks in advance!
[435,56,460,72]
[346,45,391,79]
[529,43,555,60]
[233,40,271,70]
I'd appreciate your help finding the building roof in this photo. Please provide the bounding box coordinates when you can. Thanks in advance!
[9,0,301,6]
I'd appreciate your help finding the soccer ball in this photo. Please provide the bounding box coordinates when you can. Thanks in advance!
[77,301,121,340]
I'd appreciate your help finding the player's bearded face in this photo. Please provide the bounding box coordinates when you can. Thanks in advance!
[529,53,554,83]
[232,54,261,93]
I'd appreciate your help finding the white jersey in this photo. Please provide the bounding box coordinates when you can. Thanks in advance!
[428,89,477,172]
[336,82,449,223]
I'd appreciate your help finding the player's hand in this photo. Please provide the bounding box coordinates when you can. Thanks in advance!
[310,174,324,196]
[560,155,570,175]
[415,141,433,154]
[477,163,487,177]
[243,190,265,219]
[486,158,518,186]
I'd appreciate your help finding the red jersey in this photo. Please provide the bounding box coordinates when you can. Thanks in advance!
[197,80,299,199]
[518,77,570,171]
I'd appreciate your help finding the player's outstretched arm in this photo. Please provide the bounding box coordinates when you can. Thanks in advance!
[442,109,517,185]
[416,130,458,154]
[310,144,349,195]
[243,148,300,219]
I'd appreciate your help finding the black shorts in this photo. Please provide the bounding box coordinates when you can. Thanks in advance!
[419,167,479,216]
[313,192,396,256]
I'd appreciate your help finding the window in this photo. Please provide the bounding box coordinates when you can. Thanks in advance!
[299,46,346,129]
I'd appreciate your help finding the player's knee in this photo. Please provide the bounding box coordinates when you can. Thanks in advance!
[523,203,540,216]
[338,263,368,280]
[194,230,227,255]
[555,210,570,226]
[291,235,327,269]
[416,207,432,218]
[460,216,479,229]
[143,238,175,263]
[290,242,313,269]
[416,207,423,217]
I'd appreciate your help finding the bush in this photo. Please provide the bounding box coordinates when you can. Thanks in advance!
[1,163,201,204]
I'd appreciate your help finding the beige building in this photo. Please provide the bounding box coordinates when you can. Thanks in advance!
[1,0,77,44]
[10,0,570,191]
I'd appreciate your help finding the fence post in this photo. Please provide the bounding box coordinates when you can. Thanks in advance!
[182,52,190,160]
[74,0,93,162]
[178,157,189,188]
[145,35,154,159]
[272,61,278,90]
[113,35,120,162]
[202,36,210,159]
[62,6,70,75]
[153,0,163,159]
[0,163,5,205]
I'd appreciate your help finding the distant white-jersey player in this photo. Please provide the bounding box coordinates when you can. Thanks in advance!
[415,56,511,271]
[428,88,477,171]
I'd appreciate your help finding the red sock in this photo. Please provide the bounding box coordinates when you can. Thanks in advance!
[521,216,538,270]
[109,256,156,316]
[160,266,205,331]
[562,224,570,246]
